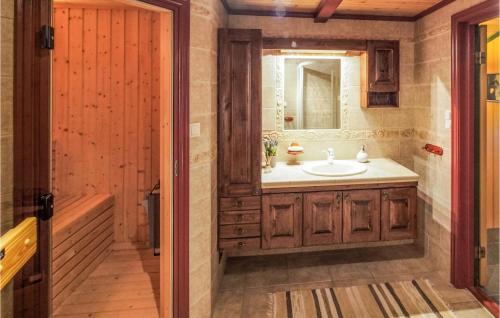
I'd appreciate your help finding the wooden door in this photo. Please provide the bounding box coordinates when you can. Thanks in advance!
[262,194,302,249]
[303,192,342,246]
[343,190,380,243]
[13,0,52,316]
[218,29,262,197]
[381,187,417,241]
[367,40,399,93]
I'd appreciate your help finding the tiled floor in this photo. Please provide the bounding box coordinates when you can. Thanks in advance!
[213,244,493,318]
[54,248,160,318]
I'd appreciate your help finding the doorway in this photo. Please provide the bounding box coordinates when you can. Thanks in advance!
[477,16,500,305]
[50,0,170,315]
[10,0,190,317]
[451,0,499,316]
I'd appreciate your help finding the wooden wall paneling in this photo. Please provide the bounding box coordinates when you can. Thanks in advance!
[96,9,112,194]
[82,9,98,194]
[52,8,69,196]
[53,7,161,244]
[124,9,139,242]
[109,9,126,242]
[137,10,153,243]
[67,8,85,195]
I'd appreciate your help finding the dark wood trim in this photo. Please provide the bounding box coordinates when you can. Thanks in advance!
[262,181,418,194]
[263,37,367,50]
[138,1,190,317]
[468,287,500,317]
[14,0,52,316]
[227,8,315,18]
[315,0,343,23]
[220,0,457,22]
[413,0,457,20]
[330,13,414,21]
[451,0,498,294]
[227,8,416,21]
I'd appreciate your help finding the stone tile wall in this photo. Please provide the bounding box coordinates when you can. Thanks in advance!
[189,0,227,316]
[413,0,487,277]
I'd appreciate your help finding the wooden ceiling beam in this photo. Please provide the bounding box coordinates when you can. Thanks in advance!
[314,0,343,23]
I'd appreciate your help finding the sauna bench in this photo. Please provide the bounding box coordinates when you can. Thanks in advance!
[51,194,114,310]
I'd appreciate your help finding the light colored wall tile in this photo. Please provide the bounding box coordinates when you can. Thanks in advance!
[189,0,227,316]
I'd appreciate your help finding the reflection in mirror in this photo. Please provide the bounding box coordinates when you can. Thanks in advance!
[262,50,360,132]
[283,58,341,129]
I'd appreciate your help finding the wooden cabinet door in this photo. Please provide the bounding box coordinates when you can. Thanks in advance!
[262,194,302,249]
[343,189,381,243]
[218,29,262,197]
[381,187,417,240]
[303,192,342,246]
[367,40,399,93]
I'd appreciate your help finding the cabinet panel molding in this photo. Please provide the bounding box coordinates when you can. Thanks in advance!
[343,189,381,243]
[218,28,262,197]
[262,193,302,249]
[303,192,342,246]
[381,187,417,240]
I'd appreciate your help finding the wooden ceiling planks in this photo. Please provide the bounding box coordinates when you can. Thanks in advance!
[222,0,449,21]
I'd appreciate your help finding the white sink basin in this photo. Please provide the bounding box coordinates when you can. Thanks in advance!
[302,160,367,177]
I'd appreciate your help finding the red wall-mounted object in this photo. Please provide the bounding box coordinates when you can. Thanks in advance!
[423,143,444,156]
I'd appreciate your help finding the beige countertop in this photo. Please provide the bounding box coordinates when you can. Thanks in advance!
[261,158,419,189]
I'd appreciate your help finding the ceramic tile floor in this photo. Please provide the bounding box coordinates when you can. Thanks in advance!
[213,244,493,318]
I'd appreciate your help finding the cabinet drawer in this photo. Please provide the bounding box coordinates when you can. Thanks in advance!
[219,210,261,225]
[219,224,260,239]
[219,196,261,211]
[219,238,260,251]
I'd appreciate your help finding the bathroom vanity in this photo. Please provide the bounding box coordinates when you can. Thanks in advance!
[218,159,418,252]
[217,28,416,254]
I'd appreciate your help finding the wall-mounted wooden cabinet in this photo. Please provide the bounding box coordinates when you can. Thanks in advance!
[361,40,400,108]
[381,187,417,240]
[219,184,417,252]
[303,192,342,246]
[262,193,302,249]
[343,189,381,243]
[218,29,262,197]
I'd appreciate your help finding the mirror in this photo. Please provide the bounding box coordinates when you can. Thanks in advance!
[283,58,341,129]
[262,50,360,132]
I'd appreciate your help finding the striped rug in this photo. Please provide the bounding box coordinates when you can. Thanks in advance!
[272,280,457,318]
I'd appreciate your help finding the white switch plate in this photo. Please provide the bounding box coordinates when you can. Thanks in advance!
[190,123,201,137]
[445,110,452,129]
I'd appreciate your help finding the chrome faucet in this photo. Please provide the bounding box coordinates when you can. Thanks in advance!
[324,148,335,164]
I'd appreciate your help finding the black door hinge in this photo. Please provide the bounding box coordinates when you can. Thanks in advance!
[39,25,54,50]
[38,193,54,221]
[475,51,486,65]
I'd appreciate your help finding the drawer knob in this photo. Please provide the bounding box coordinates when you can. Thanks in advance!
[24,238,32,247]
[236,214,243,222]
[236,200,243,207]
[237,241,246,248]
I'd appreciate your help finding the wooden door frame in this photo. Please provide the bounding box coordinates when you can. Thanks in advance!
[451,0,499,315]
[14,0,190,317]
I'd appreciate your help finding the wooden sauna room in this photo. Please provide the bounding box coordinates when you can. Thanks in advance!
[50,0,171,316]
